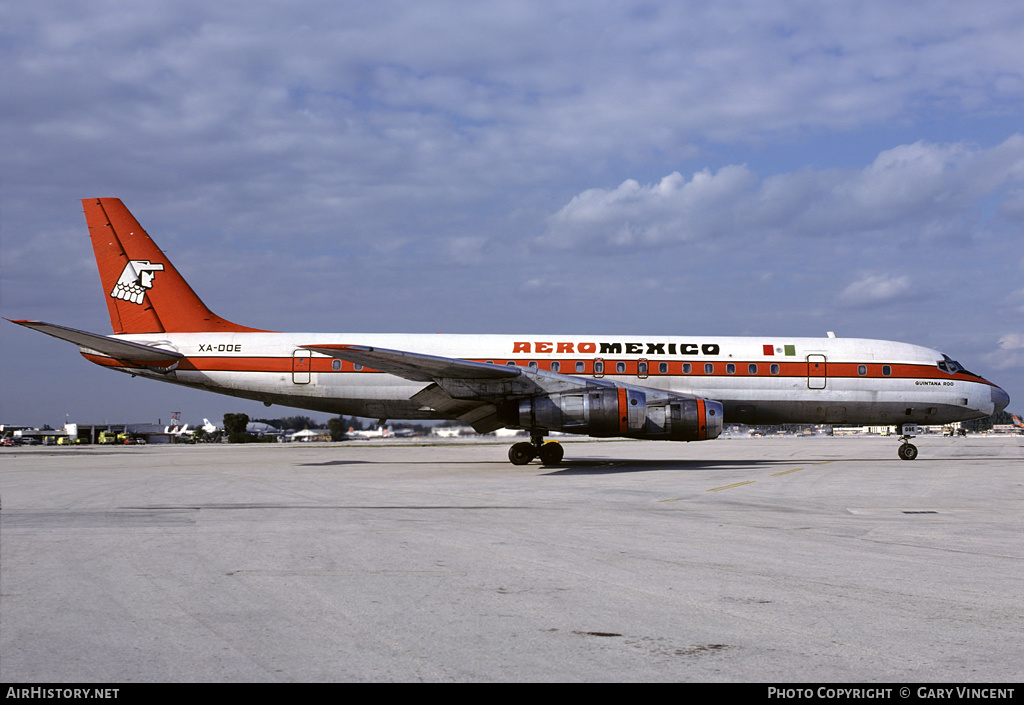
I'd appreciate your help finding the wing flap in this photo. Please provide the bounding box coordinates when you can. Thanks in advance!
[410,384,502,433]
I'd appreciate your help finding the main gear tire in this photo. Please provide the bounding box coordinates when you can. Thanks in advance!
[509,442,536,465]
[538,441,564,466]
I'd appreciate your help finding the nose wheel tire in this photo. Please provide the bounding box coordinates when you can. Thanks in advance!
[898,443,918,461]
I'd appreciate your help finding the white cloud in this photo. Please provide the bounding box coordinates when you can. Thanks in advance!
[543,167,757,249]
[836,274,912,308]
[541,136,1024,250]
[984,333,1024,370]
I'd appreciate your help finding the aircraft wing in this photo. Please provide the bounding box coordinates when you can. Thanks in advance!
[300,343,677,434]
[9,319,182,366]
[301,344,523,382]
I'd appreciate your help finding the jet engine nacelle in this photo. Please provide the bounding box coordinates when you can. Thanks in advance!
[497,387,723,441]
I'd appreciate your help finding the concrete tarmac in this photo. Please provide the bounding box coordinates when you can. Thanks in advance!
[1,435,1022,683]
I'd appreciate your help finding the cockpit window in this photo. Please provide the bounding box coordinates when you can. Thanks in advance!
[937,354,975,377]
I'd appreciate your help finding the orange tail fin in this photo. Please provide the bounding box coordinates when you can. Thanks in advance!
[84,198,264,334]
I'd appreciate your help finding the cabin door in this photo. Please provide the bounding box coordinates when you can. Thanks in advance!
[292,349,312,384]
[807,354,827,389]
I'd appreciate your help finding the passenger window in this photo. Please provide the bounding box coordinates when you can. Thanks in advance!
[354,364,363,371]
[658,362,668,374]
[529,361,538,369]
[704,363,714,374]
[550,361,560,373]
[332,359,342,371]
[858,365,867,376]
[575,361,585,373]
[507,361,517,366]
[594,361,604,374]
[682,363,691,374]
[616,362,626,373]
[748,364,757,375]
[882,365,892,376]
[727,363,736,374]
[770,363,780,375]
[638,362,648,375]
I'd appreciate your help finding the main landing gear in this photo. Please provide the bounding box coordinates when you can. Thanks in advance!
[508,433,564,466]
[896,424,919,461]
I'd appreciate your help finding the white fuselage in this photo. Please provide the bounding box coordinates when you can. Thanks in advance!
[87,332,1003,427]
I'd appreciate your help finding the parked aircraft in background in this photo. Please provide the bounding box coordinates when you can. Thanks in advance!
[246,421,280,437]
[346,425,392,439]
[9,199,1010,464]
[164,421,189,437]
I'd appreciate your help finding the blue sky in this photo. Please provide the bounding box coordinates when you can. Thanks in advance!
[2,0,1022,427]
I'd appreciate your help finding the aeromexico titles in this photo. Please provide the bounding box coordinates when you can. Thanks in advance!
[10,198,1009,465]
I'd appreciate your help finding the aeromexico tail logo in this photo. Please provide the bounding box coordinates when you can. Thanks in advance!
[111,260,165,305]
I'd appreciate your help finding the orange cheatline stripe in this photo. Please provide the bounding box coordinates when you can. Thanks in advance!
[618,387,628,434]
[79,352,997,387]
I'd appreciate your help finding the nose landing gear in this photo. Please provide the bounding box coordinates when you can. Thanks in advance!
[897,441,919,460]
[897,424,919,460]
[508,433,564,466]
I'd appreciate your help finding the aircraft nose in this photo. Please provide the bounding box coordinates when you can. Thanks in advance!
[991,385,1010,415]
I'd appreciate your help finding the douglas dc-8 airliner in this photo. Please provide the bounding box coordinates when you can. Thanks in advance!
[10,198,1010,464]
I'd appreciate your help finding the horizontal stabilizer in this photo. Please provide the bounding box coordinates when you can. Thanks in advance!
[8,319,182,365]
